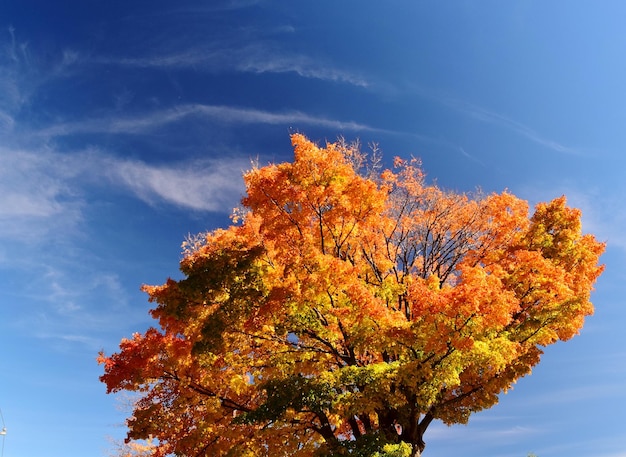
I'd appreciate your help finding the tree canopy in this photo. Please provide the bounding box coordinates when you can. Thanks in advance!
[99,134,605,457]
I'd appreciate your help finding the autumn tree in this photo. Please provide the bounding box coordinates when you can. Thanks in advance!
[99,134,604,457]
[110,438,158,457]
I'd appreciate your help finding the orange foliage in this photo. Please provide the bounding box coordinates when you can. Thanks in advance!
[99,134,604,457]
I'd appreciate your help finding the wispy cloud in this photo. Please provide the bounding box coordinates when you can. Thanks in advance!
[36,103,384,138]
[1,27,28,110]
[457,146,490,167]
[520,382,623,408]
[442,97,583,156]
[568,189,626,252]
[532,436,626,457]
[0,145,249,231]
[105,154,248,212]
[6,25,20,62]
[161,0,263,14]
[0,143,247,346]
[427,418,541,451]
[231,44,368,87]
[405,82,583,156]
[1,26,80,118]
[11,261,146,352]
[0,147,84,242]
[0,109,15,130]
[518,181,626,254]
[93,43,368,87]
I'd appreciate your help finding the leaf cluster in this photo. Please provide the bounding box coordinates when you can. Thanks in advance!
[99,134,604,457]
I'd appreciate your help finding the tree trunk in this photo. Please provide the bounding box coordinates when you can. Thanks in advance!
[409,412,432,457]
[410,439,425,457]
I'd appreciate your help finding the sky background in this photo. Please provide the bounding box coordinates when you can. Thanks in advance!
[0,1,625,456]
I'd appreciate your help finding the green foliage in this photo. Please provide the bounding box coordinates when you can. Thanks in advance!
[372,441,413,457]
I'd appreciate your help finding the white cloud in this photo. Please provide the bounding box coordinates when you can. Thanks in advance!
[535,437,626,457]
[1,28,26,109]
[0,147,84,242]
[35,103,383,138]
[93,43,368,87]
[6,25,19,62]
[162,0,263,13]
[444,98,584,156]
[405,82,583,156]
[0,144,248,352]
[189,104,379,130]
[518,182,626,253]
[37,333,103,349]
[567,189,626,251]
[0,142,249,242]
[426,418,541,452]
[106,154,248,212]
[522,383,622,408]
[231,45,369,87]
[5,254,148,352]
[0,27,80,119]
[0,109,14,130]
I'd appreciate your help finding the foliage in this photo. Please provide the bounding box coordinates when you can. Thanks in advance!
[99,134,604,457]
[110,438,158,457]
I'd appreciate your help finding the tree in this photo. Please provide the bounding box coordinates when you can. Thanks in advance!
[99,134,605,457]
[110,438,158,457]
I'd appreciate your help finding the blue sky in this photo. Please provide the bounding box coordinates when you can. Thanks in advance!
[0,1,625,456]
